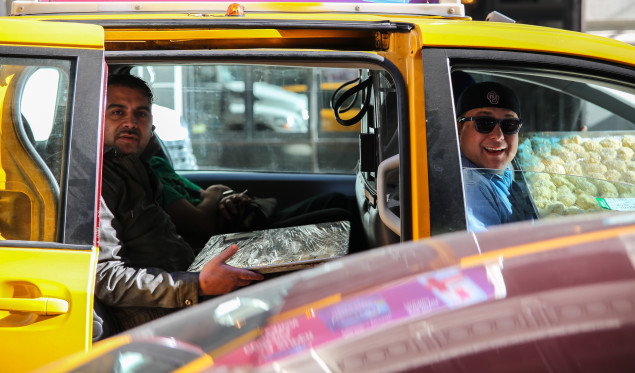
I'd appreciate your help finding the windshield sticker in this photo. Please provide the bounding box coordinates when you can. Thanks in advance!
[318,295,392,332]
[215,265,496,367]
[597,198,635,211]
[417,267,489,309]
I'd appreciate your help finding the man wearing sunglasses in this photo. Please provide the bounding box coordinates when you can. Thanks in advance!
[456,81,535,231]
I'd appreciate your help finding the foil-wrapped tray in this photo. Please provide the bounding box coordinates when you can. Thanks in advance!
[188,221,350,274]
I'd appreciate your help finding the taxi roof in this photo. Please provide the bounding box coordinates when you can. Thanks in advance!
[417,19,635,68]
[0,18,104,49]
[8,0,635,68]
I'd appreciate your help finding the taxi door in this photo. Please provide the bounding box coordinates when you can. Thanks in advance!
[0,19,106,372]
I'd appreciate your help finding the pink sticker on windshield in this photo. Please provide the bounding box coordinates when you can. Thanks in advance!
[217,265,495,367]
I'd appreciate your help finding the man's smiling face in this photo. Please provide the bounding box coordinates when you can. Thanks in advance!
[104,85,153,155]
[458,107,519,170]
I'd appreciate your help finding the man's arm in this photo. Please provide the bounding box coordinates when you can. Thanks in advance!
[165,184,251,239]
[164,195,221,239]
[97,197,200,308]
[97,197,263,307]
[151,156,232,238]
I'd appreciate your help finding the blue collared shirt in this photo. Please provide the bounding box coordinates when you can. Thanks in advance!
[461,154,532,232]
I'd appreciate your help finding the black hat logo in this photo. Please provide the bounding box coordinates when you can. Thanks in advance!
[487,90,499,105]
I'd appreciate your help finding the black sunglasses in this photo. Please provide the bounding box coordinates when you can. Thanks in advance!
[458,116,523,135]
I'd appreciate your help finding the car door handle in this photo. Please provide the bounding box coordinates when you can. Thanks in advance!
[0,297,69,315]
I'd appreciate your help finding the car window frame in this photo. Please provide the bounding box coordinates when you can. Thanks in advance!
[422,47,635,236]
[106,49,413,239]
[0,45,104,245]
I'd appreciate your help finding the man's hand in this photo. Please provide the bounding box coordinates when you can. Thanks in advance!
[198,244,264,296]
[200,184,232,202]
[218,190,252,220]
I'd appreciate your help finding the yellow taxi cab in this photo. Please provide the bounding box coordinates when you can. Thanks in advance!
[1,0,635,371]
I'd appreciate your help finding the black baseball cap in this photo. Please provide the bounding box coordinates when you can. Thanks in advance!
[456,81,521,118]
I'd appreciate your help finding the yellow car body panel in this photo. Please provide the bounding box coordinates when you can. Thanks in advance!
[0,246,98,373]
[0,18,104,49]
[375,29,430,238]
[33,336,133,373]
[415,19,635,67]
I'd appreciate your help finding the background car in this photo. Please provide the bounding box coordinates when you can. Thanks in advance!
[38,211,635,372]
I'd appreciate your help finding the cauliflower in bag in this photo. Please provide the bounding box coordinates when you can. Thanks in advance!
[617,147,634,161]
[593,180,619,198]
[582,140,602,152]
[556,190,577,207]
[622,171,635,185]
[564,143,586,158]
[576,193,598,210]
[599,147,617,161]
[561,135,583,145]
[551,174,575,189]
[622,135,635,151]
[605,169,622,182]
[572,178,598,196]
[600,137,621,149]
[605,159,627,173]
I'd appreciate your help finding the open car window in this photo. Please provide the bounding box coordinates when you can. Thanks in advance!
[454,66,635,231]
[130,64,366,173]
[1,61,72,242]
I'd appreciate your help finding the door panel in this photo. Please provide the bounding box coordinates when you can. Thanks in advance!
[0,19,105,372]
[422,48,635,236]
[0,246,97,372]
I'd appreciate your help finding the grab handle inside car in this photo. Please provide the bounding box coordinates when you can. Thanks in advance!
[377,154,400,236]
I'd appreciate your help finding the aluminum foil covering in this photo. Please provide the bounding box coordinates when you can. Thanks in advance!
[188,221,350,273]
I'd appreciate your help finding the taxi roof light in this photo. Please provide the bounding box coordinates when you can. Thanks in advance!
[226,2,244,16]
[11,0,465,18]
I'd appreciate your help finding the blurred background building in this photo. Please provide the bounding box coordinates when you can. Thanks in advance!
[582,0,635,45]
[464,0,634,45]
[0,0,633,44]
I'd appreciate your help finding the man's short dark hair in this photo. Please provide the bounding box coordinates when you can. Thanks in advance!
[108,74,154,103]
